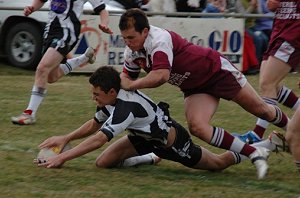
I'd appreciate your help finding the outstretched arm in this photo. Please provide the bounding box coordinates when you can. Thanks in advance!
[36,131,109,168]
[39,119,101,150]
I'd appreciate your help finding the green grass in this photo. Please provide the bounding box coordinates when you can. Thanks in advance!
[1,62,300,198]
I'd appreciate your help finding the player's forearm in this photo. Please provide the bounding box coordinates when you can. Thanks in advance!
[31,0,45,11]
[60,132,108,162]
[99,9,109,27]
[131,69,170,90]
[65,119,100,142]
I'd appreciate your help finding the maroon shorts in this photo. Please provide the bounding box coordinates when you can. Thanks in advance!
[183,57,247,100]
[263,38,300,69]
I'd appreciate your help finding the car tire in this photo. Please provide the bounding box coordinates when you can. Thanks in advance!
[5,22,43,70]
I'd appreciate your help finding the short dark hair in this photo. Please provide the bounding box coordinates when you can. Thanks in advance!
[89,66,121,93]
[119,8,150,33]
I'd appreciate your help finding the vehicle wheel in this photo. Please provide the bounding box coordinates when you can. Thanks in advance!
[5,22,43,70]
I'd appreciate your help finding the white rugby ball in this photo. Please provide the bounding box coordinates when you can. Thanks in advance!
[37,143,72,159]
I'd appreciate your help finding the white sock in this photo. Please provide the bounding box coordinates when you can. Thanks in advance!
[26,85,47,117]
[255,119,270,130]
[232,139,276,164]
[277,86,300,111]
[292,100,300,111]
[252,139,276,151]
[60,54,89,75]
[120,153,157,167]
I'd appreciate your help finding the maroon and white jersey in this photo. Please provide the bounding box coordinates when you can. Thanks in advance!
[270,0,300,48]
[123,25,223,91]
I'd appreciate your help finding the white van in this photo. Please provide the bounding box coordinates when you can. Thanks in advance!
[0,1,245,71]
[0,0,123,70]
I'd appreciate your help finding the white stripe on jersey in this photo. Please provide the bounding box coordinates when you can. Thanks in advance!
[123,25,174,72]
[144,26,174,66]
[95,89,170,144]
[220,57,247,88]
[274,41,295,63]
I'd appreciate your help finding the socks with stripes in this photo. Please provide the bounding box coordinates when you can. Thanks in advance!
[254,97,289,138]
[230,139,277,164]
[253,86,299,138]
[210,127,255,157]
[277,86,300,110]
[60,54,89,75]
[254,97,277,138]
[26,85,47,117]
[269,105,289,129]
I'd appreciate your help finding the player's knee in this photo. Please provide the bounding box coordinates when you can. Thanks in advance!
[47,75,58,84]
[95,159,109,168]
[259,80,276,95]
[36,64,51,79]
[188,121,207,138]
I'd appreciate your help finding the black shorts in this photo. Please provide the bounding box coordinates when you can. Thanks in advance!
[43,16,80,62]
[128,120,202,168]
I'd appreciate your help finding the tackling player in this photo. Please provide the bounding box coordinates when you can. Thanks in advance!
[117,8,290,179]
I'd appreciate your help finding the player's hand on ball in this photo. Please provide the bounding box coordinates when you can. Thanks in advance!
[35,142,71,168]
[39,135,68,151]
[34,155,65,168]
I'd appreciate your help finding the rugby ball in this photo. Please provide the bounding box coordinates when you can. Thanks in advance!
[37,143,72,159]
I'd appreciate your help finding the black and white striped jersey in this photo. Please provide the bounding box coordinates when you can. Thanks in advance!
[43,0,105,49]
[94,89,171,146]
[47,0,105,19]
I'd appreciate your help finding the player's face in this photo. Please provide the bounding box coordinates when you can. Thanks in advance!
[91,86,116,107]
[121,27,149,51]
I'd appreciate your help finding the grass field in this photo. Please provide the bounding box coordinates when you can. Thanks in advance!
[1,62,299,198]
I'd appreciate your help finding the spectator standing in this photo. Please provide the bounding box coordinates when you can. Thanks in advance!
[235,0,261,74]
[202,0,226,14]
[248,0,274,62]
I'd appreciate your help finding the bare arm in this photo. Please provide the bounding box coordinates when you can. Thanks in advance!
[39,119,101,149]
[120,69,170,90]
[98,9,113,34]
[24,0,45,16]
[38,131,109,168]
